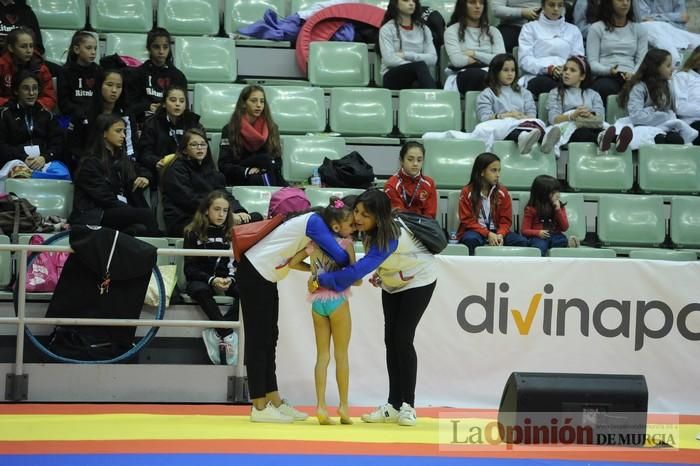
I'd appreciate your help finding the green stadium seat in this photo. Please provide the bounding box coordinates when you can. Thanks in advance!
[329,88,393,136]
[28,0,86,30]
[193,83,245,131]
[229,186,280,215]
[464,91,480,132]
[512,46,518,62]
[537,92,549,122]
[398,90,461,136]
[90,0,153,33]
[426,0,456,22]
[291,0,318,13]
[475,246,542,257]
[516,192,586,241]
[445,190,462,236]
[5,179,73,218]
[173,238,234,304]
[305,187,364,207]
[266,86,326,134]
[606,94,625,124]
[207,132,222,165]
[670,196,700,248]
[549,247,617,258]
[597,195,665,247]
[566,142,633,192]
[681,48,693,67]
[308,42,370,87]
[361,0,390,9]
[225,0,287,34]
[440,243,470,256]
[157,0,220,36]
[104,33,149,62]
[0,236,12,288]
[41,29,74,65]
[281,136,346,183]
[137,237,171,266]
[628,249,697,261]
[422,139,484,190]
[174,37,237,83]
[638,145,700,194]
[491,140,556,190]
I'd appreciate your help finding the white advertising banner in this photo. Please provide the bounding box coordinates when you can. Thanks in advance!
[275,256,700,413]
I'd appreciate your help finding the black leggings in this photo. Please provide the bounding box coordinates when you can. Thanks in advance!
[456,68,487,94]
[382,280,436,409]
[505,128,544,142]
[383,61,437,90]
[654,132,684,144]
[236,255,279,400]
[102,206,160,237]
[569,127,602,143]
[497,24,522,53]
[187,280,238,338]
[691,121,700,145]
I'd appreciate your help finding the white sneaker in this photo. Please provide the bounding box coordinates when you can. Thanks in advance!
[361,403,399,423]
[221,332,238,366]
[251,401,294,423]
[518,129,541,154]
[278,399,309,421]
[540,126,561,154]
[201,328,221,365]
[398,402,417,427]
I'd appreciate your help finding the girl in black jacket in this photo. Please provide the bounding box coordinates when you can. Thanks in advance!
[70,113,160,237]
[0,70,62,169]
[183,190,240,365]
[218,85,286,187]
[127,28,187,124]
[137,85,204,182]
[57,31,101,129]
[162,128,256,237]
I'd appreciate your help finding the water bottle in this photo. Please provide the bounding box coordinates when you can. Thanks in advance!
[449,231,458,244]
[311,168,321,188]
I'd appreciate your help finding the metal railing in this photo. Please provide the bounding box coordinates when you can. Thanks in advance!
[0,243,245,383]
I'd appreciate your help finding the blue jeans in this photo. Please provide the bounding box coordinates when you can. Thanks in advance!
[528,232,569,256]
[459,230,528,256]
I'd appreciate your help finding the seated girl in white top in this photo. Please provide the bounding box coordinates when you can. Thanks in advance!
[547,55,633,153]
[586,0,647,105]
[471,53,560,154]
[617,48,698,147]
[518,0,584,98]
[378,0,437,90]
[672,45,700,145]
[443,0,505,93]
[634,0,700,67]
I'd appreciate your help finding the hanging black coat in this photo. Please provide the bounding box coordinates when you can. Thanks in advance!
[46,225,157,360]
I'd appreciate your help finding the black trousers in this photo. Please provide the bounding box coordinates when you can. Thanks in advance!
[569,127,602,143]
[188,280,238,338]
[691,121,700,145]
[497,24,522,53]
[527,75,559,99]
[456,68,487,94]
[383,61,437,90]
[591,76,623,106]
[236,255,279,400]
[382,280,437,409]
[102,206,160,237]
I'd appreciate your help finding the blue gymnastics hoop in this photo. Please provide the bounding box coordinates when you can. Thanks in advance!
[14,230,166,364]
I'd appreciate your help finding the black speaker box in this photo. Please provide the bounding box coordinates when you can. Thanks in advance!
[497,372,648,445]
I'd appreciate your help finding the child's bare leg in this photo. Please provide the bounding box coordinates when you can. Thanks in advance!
[330,301,352,424]
[312,311,335,425]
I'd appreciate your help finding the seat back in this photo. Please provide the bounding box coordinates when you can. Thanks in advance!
[229,186,281,216]
[398,90,461,136]
[5,179,74,218]
[638,145,700,194]
[291,0,318,12]
[491,140,556,190]
[329,88,393,136]
[193,83,245,131]
[28,0,86,29]
[157,0,220,36]
[537,92,549,122]
[41,29,75,65]
[628,249,697,261]
[174,37,237,83]
[440,243,470,256]
[422,139,484,190]
[90,0,153,32]
[0,236,11,287]
[305,188,365,207]
[475,246,541,257]
[137,237,171,266]
[549,247,617,258]
[606,94,625,123]
[597,195,665,246]
[207,132,222,166]
[225,0,287,34]
[281,136,346,183]
[567,142,634,192]
[266,86,326,134]
[104,33,149,62]
[670,196,700,248]
[308,42,370,87]
[464,90,481,132]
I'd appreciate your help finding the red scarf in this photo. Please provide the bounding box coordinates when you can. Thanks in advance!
[240,116,269,153]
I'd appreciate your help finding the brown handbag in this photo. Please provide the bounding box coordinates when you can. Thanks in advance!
[231,215,284,262]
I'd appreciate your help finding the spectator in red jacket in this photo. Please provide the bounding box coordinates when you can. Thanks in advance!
[384,141,437,218]
[457,152,527,255]
[521,174,570,256]
[0,27,55,110]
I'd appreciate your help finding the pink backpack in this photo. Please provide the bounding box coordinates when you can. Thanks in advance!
[268,187,310,218]
[26,235,69,292]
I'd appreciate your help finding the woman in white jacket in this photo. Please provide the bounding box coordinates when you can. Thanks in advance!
[672,45,700,145]
[517,0,584,98]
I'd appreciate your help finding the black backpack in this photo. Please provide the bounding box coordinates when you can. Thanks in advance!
[318,151,375,189]
[396,211,447,254]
